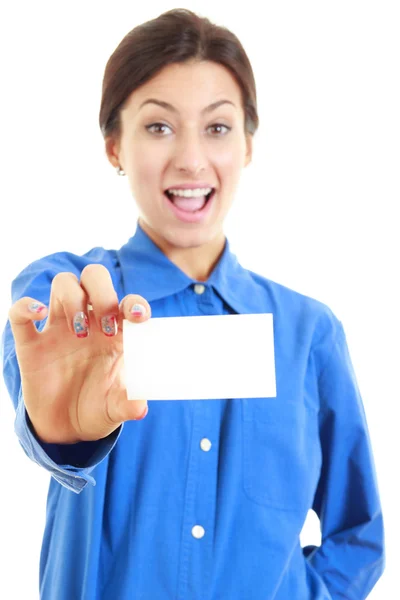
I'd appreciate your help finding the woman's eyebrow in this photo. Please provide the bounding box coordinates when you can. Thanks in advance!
[138,98,235,114]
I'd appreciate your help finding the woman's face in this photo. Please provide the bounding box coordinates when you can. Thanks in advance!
[106,60,252,255]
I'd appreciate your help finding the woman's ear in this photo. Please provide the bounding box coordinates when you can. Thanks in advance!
[244,135,253,167]
[105,135,121,169]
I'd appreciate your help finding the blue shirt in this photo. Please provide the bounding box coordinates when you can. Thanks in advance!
[2,221,384,599]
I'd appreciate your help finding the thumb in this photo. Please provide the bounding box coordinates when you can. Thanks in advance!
[107,355,149,423]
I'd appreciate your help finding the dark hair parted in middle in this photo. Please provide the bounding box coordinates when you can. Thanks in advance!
[99,8,259,142]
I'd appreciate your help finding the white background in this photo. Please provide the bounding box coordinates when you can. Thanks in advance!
[0,1,398,598]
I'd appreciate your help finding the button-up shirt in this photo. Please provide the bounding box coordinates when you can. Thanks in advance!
[1,221,385,599]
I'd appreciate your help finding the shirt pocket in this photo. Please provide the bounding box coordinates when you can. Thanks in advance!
[242,398,321,511]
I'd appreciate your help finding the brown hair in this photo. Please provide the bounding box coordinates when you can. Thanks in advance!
[99,8,259,142]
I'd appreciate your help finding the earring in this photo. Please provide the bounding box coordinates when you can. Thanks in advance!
[116,166,125,176]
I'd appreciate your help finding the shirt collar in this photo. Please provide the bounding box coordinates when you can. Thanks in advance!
[117,220,264,315]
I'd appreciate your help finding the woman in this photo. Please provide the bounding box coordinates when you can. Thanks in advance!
[2,8,384,600]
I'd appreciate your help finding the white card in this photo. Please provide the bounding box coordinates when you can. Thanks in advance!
[122,313,276,401]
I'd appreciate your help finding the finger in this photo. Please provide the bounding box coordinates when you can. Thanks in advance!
[8,298,48,346]
[46,272,90,336]
[119,294,152,325]
[79,264,120,336]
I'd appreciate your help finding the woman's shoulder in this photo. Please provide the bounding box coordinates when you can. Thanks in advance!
[10,245,120,301]
[16,244,119,279]
[245,267,341,341]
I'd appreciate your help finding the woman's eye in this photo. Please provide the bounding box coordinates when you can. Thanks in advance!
[146,123,171,135]
[208,124,231,136]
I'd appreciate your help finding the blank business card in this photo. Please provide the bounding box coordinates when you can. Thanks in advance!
[122,313,276,401]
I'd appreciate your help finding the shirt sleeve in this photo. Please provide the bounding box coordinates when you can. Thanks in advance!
[1,252,123,494]
[303,319,385,599]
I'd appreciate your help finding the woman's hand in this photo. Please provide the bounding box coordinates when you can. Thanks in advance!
[8,264,151,444]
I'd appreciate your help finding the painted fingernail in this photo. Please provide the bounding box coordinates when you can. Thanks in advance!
[73,312,89,338]
[101,315,118,336]
[28,301,46,314]
[130,303,146,318]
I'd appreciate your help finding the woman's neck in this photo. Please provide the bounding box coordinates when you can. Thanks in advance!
[138,218,226,282]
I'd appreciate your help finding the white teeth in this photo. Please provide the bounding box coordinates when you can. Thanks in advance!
[168,187,213,198]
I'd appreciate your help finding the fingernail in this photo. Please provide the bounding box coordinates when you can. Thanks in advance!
[101,315,118,336]
[73,312,89,338]
[133,405,148,421]
[130,303,146,318]
[28,301,46,314]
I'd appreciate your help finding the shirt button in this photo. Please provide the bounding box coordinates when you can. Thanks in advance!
[192,525,205,539]
[194,284,206,295]
[200,438,212,452]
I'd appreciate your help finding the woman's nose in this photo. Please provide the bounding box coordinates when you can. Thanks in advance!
[172,131,208,173]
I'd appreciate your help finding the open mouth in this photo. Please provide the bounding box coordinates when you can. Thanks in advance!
[164,188,216,207]
[163,187,217,222]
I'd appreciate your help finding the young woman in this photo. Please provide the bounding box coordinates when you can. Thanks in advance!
[2,9,384,600]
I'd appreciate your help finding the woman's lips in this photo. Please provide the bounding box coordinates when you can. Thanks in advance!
[164,189,216,223]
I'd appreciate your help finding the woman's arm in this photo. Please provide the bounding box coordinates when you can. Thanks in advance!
[304,321,385,599]
[1,253,123,493]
